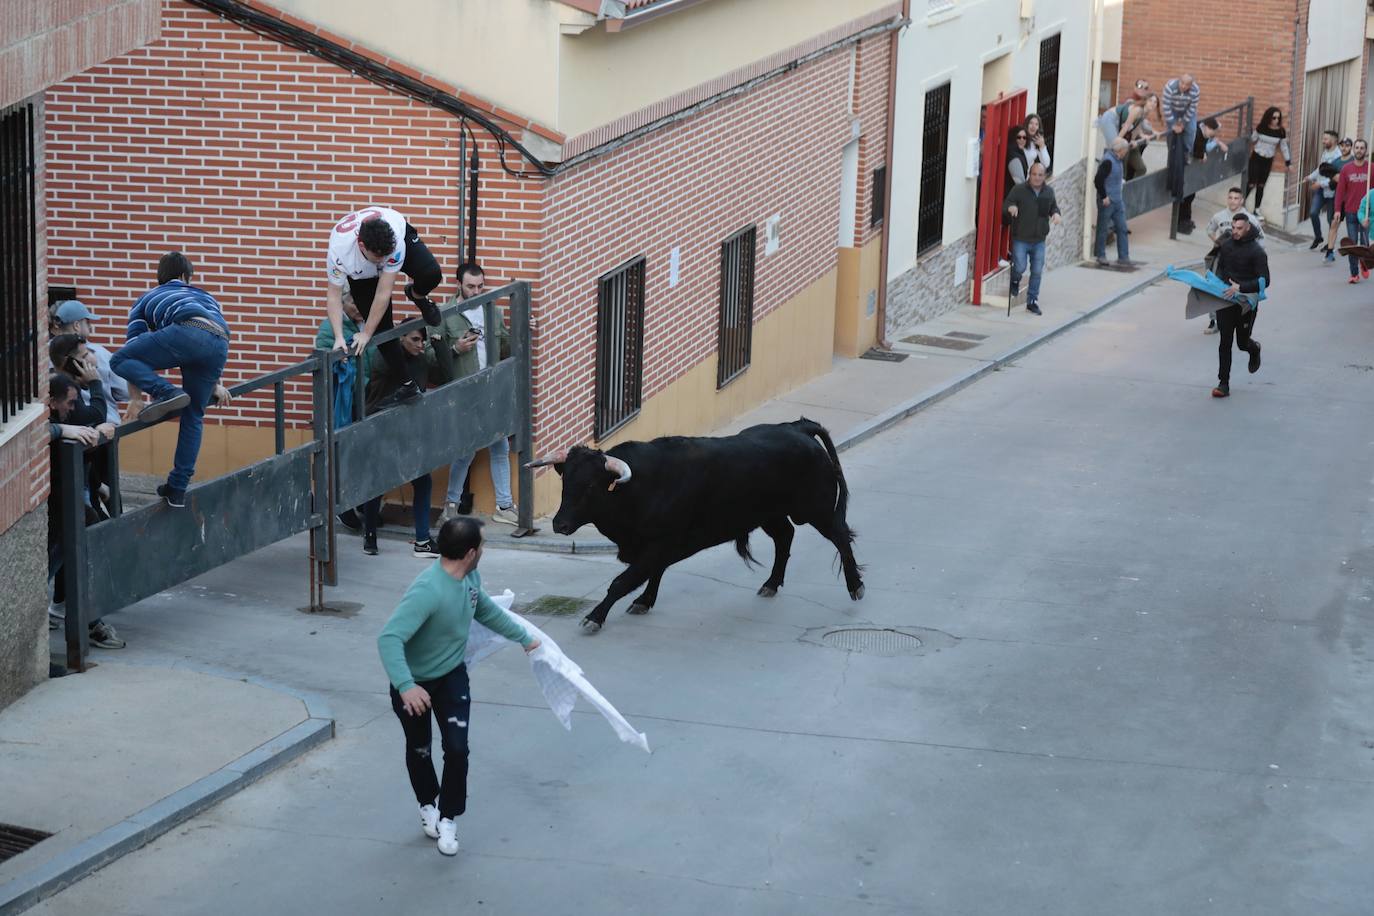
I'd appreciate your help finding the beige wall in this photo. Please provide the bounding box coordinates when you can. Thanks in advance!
[557,0,895,137]
[269,0,564,128]
[1099,0,1122,65]
[833,238,882,358]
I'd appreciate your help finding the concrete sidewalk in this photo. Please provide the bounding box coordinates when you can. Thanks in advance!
[0,662,332,914]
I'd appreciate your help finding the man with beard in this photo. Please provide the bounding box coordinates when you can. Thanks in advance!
[1210,214,1269,399]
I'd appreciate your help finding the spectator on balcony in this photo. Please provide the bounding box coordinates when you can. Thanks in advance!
[437,262,517,527]
[46,372,124,649]
[1002,161,1061,316]
[48,299,127,424]
[1245,106,1292,215]
[1177,117,1229,235]
[111,252,232,509]
[360,326,445,558]
[324,207,444,405]
[49,333,117,516]
[1162,74,1201,159]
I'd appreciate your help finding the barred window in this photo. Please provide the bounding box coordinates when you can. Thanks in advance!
[1037,33,1062,164]
[717,227,756,388]
[0,103,39,425]
[871,166,887,227]
[594,257,646,439]
[917,83,951,255]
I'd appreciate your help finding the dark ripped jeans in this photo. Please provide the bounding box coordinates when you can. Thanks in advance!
[390,662,471,819]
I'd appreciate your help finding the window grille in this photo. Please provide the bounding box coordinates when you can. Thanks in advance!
[917,83,952,255]
[717,227,756,389]
[1036,33,1062,165]
[0,103,39,425]
[594,257,646,439]
[871,166,887,227]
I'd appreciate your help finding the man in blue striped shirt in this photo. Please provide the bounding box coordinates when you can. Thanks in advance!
[111,252,231,508]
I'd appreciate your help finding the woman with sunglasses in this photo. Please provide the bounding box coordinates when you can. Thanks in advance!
[1006,126,1032,184]
[1245,106,1292,214]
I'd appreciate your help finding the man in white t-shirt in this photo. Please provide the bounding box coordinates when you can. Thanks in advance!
[324,207,443,403]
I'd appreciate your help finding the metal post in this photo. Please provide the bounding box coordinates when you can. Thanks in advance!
[511,283,535,532]
[484,295,499,370]
[107,435,123,517]
[309,350,337,607]
[274,380,285,455]
[58,441,90,672]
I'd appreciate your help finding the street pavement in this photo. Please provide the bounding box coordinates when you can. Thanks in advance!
[24,234,1374,914]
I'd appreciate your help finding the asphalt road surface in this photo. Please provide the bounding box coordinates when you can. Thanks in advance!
[32,241,1374,915]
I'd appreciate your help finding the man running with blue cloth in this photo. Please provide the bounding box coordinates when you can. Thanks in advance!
[111,252,231,508]
[1210,214,1268,399]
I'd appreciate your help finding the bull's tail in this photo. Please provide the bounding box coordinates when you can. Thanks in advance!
[735,533,759,567]
[796,417,855,544]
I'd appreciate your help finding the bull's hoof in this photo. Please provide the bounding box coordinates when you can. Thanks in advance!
[627,603,651,615]
[757,586,778,597]
[580,617,603,634]
[850,585,865,601]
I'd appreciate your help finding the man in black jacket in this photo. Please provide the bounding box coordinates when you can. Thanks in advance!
[1211,214,1268,398]
[1002,162,1061,315]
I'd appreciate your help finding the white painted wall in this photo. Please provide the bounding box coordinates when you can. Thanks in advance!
[1307,0,1365,72]
[1099,0,1122,65]
[887,0,1095,282]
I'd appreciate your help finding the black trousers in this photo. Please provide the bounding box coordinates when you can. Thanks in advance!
[390,663,471,820]
[1215,303,1258,384]
[1247,154,1274,210]
[347,223,442,387]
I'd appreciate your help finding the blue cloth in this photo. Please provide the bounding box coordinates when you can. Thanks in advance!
[1102,152,1125,203]
[1165,266,1267,306]
[1344,214,1369,277]
[333,356,356,430]
[1010,239,1046,304]
[110,323,228,491]
[1095,200,1129,260]
[127,280,228,340]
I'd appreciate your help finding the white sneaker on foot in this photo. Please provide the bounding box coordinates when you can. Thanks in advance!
[419,803,440,839]
[442,501,460,522]
[437,817,459,855]
[490,505,519,526]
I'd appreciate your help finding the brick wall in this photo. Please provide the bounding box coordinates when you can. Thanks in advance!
[44,0,543,432]
[854,33,891,244]
[533,36,890,453]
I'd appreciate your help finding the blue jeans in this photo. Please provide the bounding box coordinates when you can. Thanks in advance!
[1310,193,1334,242]
[111,323,228,491]
[1010,239,1046,303]
[447,436,513,508]
[1094,199,1129,260]
[1345,214,1369,277]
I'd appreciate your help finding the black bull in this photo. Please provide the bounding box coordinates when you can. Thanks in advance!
[527,418,865,633]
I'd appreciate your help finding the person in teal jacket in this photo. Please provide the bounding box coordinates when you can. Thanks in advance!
[312,290,375,381]
[377,516,539,856]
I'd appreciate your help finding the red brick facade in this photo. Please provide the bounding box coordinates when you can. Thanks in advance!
[44,0,890,464]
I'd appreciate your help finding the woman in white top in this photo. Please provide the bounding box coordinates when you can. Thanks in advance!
[1246,106,1292,213]
[1023,112,1052,176]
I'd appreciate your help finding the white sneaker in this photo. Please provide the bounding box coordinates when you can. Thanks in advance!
[490,505,519,526]
[419,803,440,839]
[436,817,459,855]
[442,501,460,522]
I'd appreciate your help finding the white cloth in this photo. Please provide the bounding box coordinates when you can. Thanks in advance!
[463,305,487,371]
[86,341,127,424]
[326,206,406,285]
[466,590,651,753]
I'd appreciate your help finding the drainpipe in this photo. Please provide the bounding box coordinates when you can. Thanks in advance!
[1081,0,1105,260]
[874,0,908,350]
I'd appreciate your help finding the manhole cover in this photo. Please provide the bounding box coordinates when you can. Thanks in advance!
[0,823,52,863]
[900,334,980,351]
[820,627,923,655]
[522,595,593,617]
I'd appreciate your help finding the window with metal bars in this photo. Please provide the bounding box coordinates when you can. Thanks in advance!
[594,257,646,439]
[717,226,756,389]
[1036,33,1061,165]
[870,166,887,227]
[917,83,951,255]
[0,103,39,426]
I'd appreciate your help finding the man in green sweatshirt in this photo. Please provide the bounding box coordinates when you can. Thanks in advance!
[377,516,540,855]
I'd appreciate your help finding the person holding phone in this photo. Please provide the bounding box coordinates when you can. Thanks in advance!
[49,300,128,423]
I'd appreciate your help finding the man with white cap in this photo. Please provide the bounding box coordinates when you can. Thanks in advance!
[49,299,128,425]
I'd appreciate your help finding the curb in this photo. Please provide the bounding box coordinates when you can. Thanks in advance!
[0,665,334,915]
[370,267,1172,556]
[836,265,1173,454]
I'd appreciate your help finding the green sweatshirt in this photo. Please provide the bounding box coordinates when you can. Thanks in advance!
[377,563,532,692]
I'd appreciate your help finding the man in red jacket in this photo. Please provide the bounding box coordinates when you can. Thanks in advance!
[1333,139,1371,283]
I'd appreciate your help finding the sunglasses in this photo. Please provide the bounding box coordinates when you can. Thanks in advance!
[1016,134,1028,141]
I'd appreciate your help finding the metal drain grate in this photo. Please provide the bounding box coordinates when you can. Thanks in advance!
[860,347,908,362]
[900,334,980,351]
[0,823,52,863]
[820,627,923,655]
[944,331,989,341]
[522,595,593,617]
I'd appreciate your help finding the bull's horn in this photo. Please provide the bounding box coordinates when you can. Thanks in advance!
[605,456,632,489]
[525,447,569,469]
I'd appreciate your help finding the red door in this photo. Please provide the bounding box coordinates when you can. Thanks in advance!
[973,89,1027,305]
